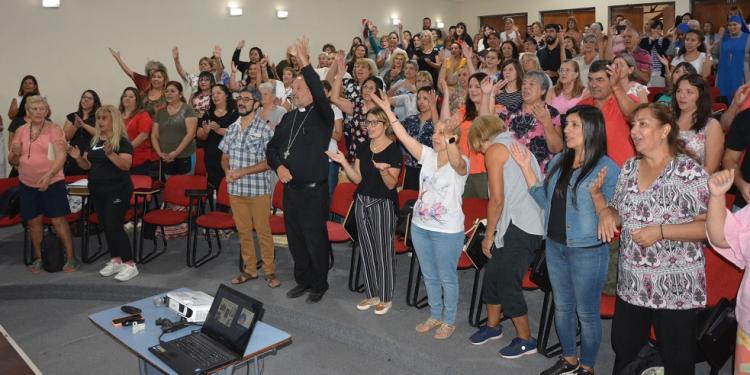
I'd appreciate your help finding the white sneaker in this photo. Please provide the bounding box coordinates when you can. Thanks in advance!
[114,263,139,281]
[99,260,124,277]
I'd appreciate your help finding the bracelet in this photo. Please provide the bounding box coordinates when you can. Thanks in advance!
[390,119,399,125]
[659,224,664,240]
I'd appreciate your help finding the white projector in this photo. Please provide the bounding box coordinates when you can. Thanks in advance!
[166,290,214,323]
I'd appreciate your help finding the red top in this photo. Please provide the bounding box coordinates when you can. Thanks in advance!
[579,95,636,167]
[125,111,157,166]
[133,73,150,93]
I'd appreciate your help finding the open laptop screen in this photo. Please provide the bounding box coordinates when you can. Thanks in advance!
[201,284,264,356]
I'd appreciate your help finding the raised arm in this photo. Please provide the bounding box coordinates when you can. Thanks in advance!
[461,42,476,75]
[213,45,224,83]
[109,48,136,79]
[721,83,750,131]
[608,63,638,117]
[294,37,334,125]
[228,63,242,92]
[232,40,250,74]
[438,76,452,120]
[443,116,468,176]
[372,89,423,161]
[172,46,188,82]
[330,54,354,115]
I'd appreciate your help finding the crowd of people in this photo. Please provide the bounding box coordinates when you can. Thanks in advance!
[3,9,750,375]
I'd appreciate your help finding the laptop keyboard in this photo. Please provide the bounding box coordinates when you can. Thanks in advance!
[174,334,232,367]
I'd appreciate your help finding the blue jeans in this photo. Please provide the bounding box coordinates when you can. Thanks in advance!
[410,224,464,324]
[328,162,339,201]
[546,239,609,368]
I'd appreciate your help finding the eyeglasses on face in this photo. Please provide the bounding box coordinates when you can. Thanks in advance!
[365,120,384,128]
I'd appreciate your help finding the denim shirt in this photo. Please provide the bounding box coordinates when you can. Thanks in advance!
[529,154,620,247]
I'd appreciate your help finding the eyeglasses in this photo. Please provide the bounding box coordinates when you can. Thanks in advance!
[365,120,384,128]
[237,97,255,103]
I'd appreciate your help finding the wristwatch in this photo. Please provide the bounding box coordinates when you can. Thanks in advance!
[447,136,457,144]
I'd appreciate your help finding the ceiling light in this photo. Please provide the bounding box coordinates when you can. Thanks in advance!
[42,0,60,8]
[228,7,243,16]
[277,10,288,19]
[436,21,445,28]
[392,18,401,26]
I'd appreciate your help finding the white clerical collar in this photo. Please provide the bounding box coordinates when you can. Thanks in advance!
[298,107,307,113]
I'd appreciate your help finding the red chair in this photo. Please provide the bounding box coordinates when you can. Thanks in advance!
[189,179,233,267]
[268,181,285,235]
[647,87,665,103]
[326,182,361,292]
[138,175,207,265]
[712,102,728,114]
[0,178,27,264]
[459,198,489,326]
[710,87,722,103]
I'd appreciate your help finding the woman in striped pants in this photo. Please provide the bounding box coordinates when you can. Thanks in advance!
[328,107,402,315]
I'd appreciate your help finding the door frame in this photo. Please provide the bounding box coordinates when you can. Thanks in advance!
[478,12,529,38]
[539,7,596,19]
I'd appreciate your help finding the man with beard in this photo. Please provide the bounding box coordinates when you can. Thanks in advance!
[266,37,335,303]
[423,17,432,31]
[577,60,637,167]
[219,88,280,288]
[537,24,572,84]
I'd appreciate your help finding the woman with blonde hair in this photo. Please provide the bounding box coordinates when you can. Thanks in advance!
[69,105,137,281]
[8,96,77,273]
[382,48,408,90]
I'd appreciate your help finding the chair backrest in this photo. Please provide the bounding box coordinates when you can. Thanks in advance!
[331,182,357,217]
[710,87,721,103]
[0,178,20,194]
[271,181,284,210]
[64,175,86,183]
[397,189,419,210]
[194,148,206,176]
[163,175,208,206]
[461,198,489,231]
[647,87,665,103]
[131,174,153,190]
[216,179,231,207]
[704,246,743,307]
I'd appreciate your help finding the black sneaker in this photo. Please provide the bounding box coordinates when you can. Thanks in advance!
[286,285,309,298]
[575,367,594,375]
[540,357,580,375]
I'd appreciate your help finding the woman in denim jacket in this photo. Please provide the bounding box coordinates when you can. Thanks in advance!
[510,104,619,375]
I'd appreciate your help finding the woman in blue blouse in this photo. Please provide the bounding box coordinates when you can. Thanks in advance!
[510,105,619,375]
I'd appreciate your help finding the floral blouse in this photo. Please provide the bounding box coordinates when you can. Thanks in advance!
[501,104,561,173]
[343,100,367,160]
[401,115,434,167]
[679,127,707,165]
[610,154,709,310]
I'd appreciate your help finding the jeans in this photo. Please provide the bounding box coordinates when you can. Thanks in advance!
[410,224,464,324]
[545,239,609,368]
[327,162,339,201]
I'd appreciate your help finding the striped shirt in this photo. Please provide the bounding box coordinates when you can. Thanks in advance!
[218,114,274,197]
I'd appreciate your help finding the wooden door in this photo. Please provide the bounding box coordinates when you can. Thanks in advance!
[610,2,676,34]
[541,8,596,33]
[479,13,529,40]
[693,0,750,34]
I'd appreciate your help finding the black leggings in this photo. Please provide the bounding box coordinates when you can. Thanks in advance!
[90,188,134,262]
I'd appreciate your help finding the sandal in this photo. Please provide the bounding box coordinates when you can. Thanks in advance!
[265,274,281,288]
[231,272,258,285]
[28,258,43,273]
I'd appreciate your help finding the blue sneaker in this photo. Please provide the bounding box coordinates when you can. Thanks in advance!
[499,337,538,358]
[468,324,503,345]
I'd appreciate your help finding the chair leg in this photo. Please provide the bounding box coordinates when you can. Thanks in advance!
[347,242,364,293]
[138,224,167,264]
[537,291,563,358]
[82,222,106,264]
[190,227,223,268]
[468,268,487,327]
[405,252,427,308]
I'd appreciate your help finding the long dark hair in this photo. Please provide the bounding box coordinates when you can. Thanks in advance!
[17,75,40,96]
[677,30,707,57]
[363,76,384,99]
[77,89,102,119]
[544,105,608,207]
[464,72,488,122]
[500,41,519,61]
[208,84,237,115]
[672,74,712,132]
[165,81,186,103]
[119,87,144,116]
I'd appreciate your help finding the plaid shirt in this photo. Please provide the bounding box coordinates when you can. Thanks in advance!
[218,114,274,197]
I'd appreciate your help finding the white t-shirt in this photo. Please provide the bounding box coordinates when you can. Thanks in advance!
[671,52,708,76]
[500,31,519,43]
[411,146,470,233]
[328,104,344,162]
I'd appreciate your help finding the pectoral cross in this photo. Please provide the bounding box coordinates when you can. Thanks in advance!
[283,150,290,159]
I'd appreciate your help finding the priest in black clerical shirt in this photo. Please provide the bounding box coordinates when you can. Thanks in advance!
[266,37,335,304]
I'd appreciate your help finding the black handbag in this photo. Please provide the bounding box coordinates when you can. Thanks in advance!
[529,243,552,292]
[463,220,488,270]
[42,229,65,273]
[697,298,737,370]
[343,201,357,241]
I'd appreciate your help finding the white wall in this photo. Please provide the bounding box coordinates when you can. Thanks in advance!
[456,0,691,32]
[0,0,460,125]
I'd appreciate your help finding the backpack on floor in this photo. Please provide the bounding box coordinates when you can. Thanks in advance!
[0,187,20,219]
[42,229,65,272]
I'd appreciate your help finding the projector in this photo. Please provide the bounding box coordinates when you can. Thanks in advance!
[166,290,214,323]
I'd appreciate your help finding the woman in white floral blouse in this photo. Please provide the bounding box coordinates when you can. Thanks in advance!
[596,103,709,375]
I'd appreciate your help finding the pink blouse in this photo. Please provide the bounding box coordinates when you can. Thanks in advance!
[709,207,750,334]
[11,123,66,188]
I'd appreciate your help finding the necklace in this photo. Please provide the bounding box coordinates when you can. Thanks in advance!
[28,120,46,159]
[370,139,389,163]
[284,106,313,159]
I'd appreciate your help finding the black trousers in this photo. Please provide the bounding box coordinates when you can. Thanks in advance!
[611,296,698,375]
[283,183,331,293]
[90,187,134,262]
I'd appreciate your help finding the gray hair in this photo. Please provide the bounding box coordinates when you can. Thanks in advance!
[614,53,638,82]
[589,22,602,31]
[524,70,551,96]
[258,81,275,94]
[582,33,597,44]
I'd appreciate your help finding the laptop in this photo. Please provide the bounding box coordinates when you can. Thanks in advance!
[149,284,264,375]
